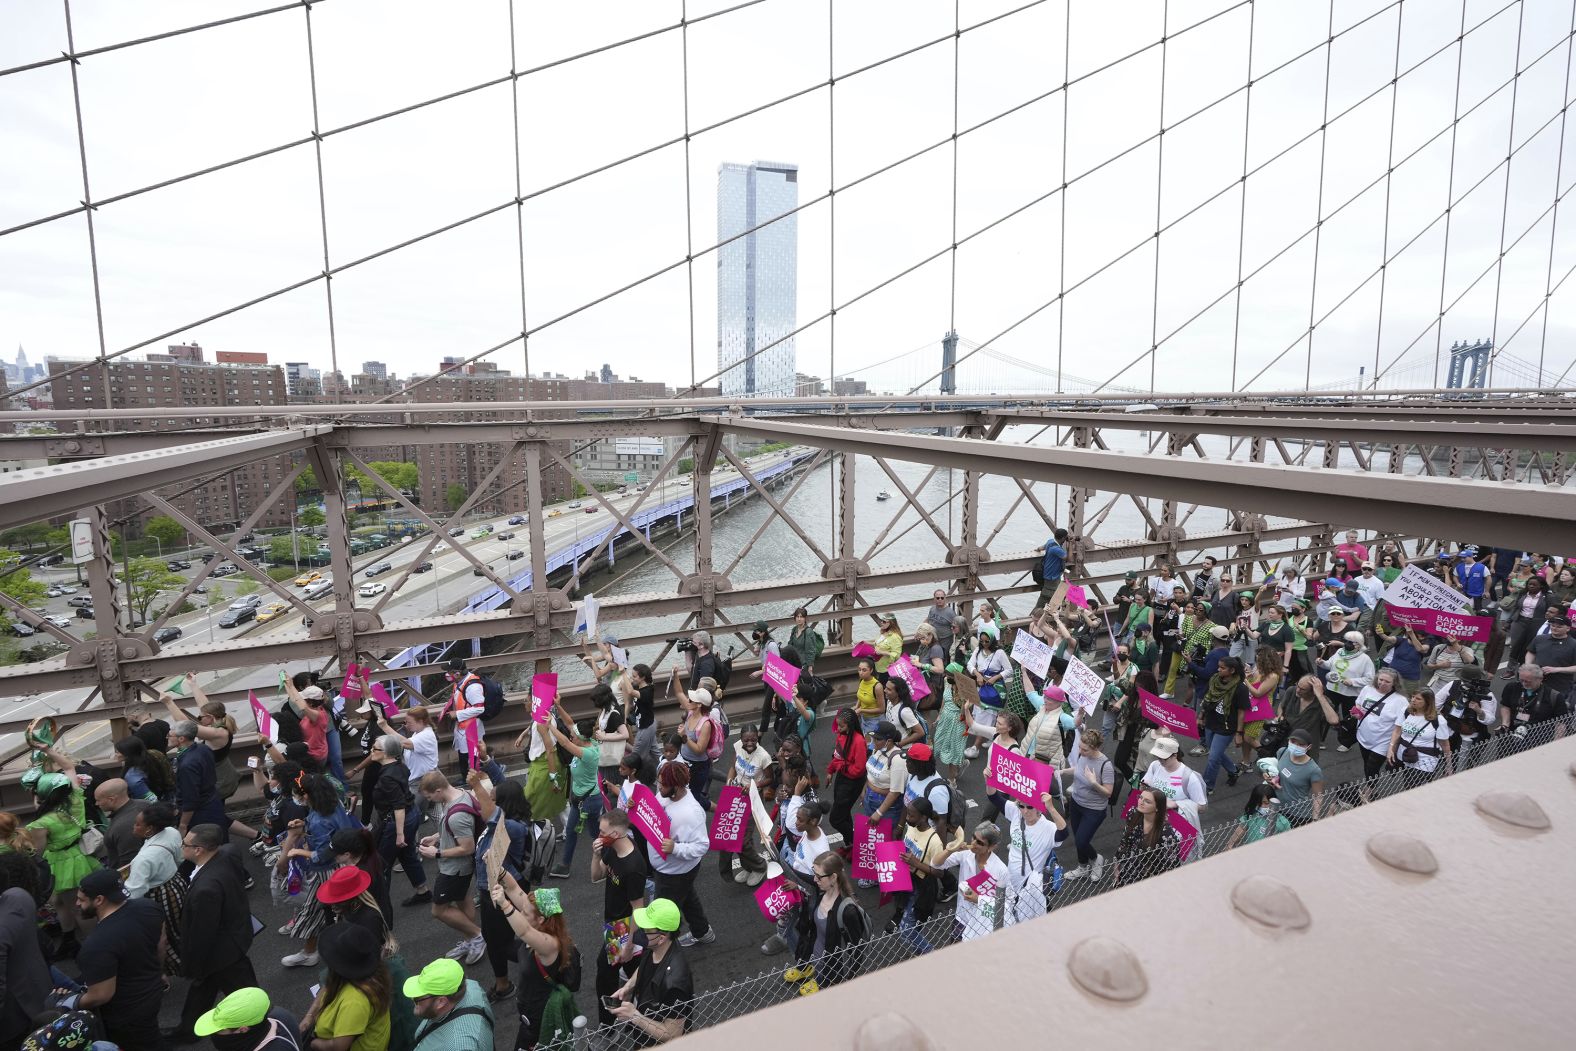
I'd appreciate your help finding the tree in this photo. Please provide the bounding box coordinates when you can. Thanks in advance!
[234,578,261,597]
[123,557,185,623]
[295,465,319,492]
[269,535,300,565]
[299,506,326,528]
[446,484,469,511]
[0,524,51,552]
[0,547,48,633]
[143,516,185,550]
[366,461,419,491]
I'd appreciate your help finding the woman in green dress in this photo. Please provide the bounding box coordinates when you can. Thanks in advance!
[27,743,101,948]
[932,666,968,786]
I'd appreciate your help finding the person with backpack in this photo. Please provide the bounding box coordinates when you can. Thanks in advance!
[441,659,490,778]
[964,631,1012,759]
[746,619,783,732]
[890,798,945,954]
[1004,791,1069,925]
[470,774,533,1006]
[608,899,694,1044]
[935,819,1008,940]
[784,851,869,995]
[1038,528,1069,602]
[545,712,603,879]
[674,685,721,811]
[861,722,908,874]
[589,683,630,787]
[787,606,825,677]
[883,676,927,748]
[407,958,493,1051]
[416,771,486,966]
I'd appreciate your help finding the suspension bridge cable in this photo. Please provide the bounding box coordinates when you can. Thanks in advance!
[1536,0,1576,385]
[1487,1,1529,389]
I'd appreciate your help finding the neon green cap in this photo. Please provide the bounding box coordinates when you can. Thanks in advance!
[403,958,465,999]
[633,898,682,932]
[194,987,270,1036]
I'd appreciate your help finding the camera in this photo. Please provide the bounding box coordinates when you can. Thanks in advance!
[1444,676,1491,732]
[673,638,696,653]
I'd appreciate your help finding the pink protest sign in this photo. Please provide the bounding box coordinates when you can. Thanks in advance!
[753,874,804,922]
[249,690,280,746]
[1121,789,1200,862]
[465,719,480,769]
[1244,691,1275,723]
[761,651,801,702]
[369,680,399,719]
[983,743,1054,807]
[1139,688,1200,739]
[1065,584,1090,609]
[530,673,557,724]
[709,785,749,852]
[627,783,671,858]
[850,642,877,659]
[965,867,999,899]
[888,654,931,701]
[873,840,912,892]
[852,813,891,882]
[1384,605,1492,643]
[340,663,364,703]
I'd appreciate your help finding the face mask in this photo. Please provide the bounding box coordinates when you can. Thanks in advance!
[1256,806,1274,817]
[1287,743,1308,758]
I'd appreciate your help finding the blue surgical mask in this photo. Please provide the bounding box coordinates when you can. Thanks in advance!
[1256,805,1275,817]
[1287,742,1308,758]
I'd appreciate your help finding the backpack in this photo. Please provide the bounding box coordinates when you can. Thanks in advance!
[833,896,872,971]
[898,702,929,744]
[921,774,965,832]
[801,674,833,707]
[712,651,734,691]
[705,705,729,761]
[525,818,559,886]
[441,794,483,841]
[1031,558,1046,586]
[476,673,507,721]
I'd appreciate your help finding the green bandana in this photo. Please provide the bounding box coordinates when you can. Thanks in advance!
[533,887,562,917]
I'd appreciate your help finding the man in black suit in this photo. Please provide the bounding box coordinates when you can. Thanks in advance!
[168,823,255,1045]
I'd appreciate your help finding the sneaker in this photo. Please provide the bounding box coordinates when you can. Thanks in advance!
[402,890,432,907]
[244,875,255,891]
[463,937,487,966]
[1226,770,1239,787]
[1064,865,1089,880]
[548,864,570,879]
[277,920,296,936]
[445,939,473,960]
[783,963,814,982]
[1335,744,1350,752]
[761,934,789,955]
[734,867,752,884]
[281,950,320,968]
[856,878,877,889]
[797,979,820,996]
[963,746,979,760]
[248,837,270,858]
[1090,854,1105,882]
[744,870,765,888]
[677,929,716,948]
[1188,746,1206,756]
[487,981,516,1004]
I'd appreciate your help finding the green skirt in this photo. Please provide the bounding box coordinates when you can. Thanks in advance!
[45,845,99,895]
[524,756,570,823]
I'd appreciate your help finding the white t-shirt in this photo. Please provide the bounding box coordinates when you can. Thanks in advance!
[1148,575,1178,602]
[1003,800,1062,880]
[1354,574,1386,609]
[452,680,487,753]
[941,850,1008,939]
[1351,686,1409,755]
[885,701,924,738]
[791,826,831,876]
[1395,713,1451,772]
[732,741,772,783]
[1142,760,1208,808]
[1276,576,1306,610]
[407,726,439,780]
[865,746,907,796]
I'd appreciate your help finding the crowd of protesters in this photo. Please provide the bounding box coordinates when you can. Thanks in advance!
[0,533,1570,1050]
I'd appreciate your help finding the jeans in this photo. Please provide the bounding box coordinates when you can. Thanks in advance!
[684,756,713,811]
[377,808,428,890]
[326,726,346,783]
[859,714,881,740]
[1202,727,1239,789]
[562,788,604,868]
[1064,798,1106,865]
[896,894,934,954]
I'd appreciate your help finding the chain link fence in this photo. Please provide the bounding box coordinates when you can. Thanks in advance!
[545,712,1573,1050]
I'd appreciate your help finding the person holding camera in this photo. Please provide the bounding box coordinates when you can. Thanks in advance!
[1498,663,1571,747]
[1437,664,1496,767]
[746,620,782,732]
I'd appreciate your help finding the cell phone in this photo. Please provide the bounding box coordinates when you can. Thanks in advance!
[247,756,260,769]
[601,995,623,1011]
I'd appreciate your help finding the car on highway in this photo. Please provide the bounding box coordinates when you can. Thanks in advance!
[256,602,288,622]
[364,562,393,577]
[472,566,490,576]
[496,531,515,541]
[295,571,322,587]
[448,527,465,537]
[506,550,526,561]
[358,582,387,597]
[413,561,434,573]
[583,505,597,513]
[636,484,647,491]
[45,587,62,598]
[10,623,35,637]
[228,595,263,611]
[57,585,78,594]
[507,515,526,525]
[470,526,494,539]
[548,510,562,518]
[67,596,92,608]
[152,626,183,644]
[218,605,256,628]
[76,606,94,620]
[367,534,393,549]
[44,615,73,629]
[567,501,582,509]
[304,579,334,599]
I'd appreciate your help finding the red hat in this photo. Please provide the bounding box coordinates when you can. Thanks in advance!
[906,743,933,761]
[316,865,372,905]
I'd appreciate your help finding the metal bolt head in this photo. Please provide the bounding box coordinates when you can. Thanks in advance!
[1230,874,1312,932]
[1067,936,1148,1003]
[1365,830,1439,876]
[1474,790,1551,832]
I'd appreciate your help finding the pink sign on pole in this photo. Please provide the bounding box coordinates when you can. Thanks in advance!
[983,743,1054,807]
[1139,688,1200,739]
[964,867,998,900]
[249,690,280,746]
[339,663,364,703]
[464,718,480,769]
[761,651,801,702]
[753,874,804,922]
[1383,605,1493,643]
[888,655,931,701]
[851,813,891,882]
[627,783,671,858]
[873,840,913,892]
[530,673,557,724]
[1120,788,1200,862]
[850,642,877,659]
[1065,584,1090,610]
[709,785,749,852]
[369,681,399,719]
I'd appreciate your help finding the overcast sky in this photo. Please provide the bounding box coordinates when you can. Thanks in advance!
[3,0,1574,395]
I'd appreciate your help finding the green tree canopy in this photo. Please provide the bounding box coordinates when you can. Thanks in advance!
[143,515,186,550]
[299,506,326,528]
[124,557,186,622]
[445,483,468,511]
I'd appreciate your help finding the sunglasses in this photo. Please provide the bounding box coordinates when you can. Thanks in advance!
[813,871,832,880]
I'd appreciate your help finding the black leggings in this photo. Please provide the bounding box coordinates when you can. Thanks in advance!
[829,773,860,846]
[477,885,518,981]
[653,866,710,939]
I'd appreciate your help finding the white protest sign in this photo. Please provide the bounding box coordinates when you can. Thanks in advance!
[1009,629,1053,679]
[576,593,600,640]
[609,644,630,669]
[1383,564,1469,613]
[1060,654,1105,716]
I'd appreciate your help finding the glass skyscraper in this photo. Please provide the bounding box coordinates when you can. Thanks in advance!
[717,161,798,398]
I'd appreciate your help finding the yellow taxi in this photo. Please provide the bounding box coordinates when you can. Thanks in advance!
[294,571,321,587]
[256,602,289,622]
[548,510,562,518]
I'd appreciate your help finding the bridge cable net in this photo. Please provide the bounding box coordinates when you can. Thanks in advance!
[5,1,1576,412]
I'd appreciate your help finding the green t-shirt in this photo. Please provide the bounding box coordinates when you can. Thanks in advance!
[1236,811,1291,844]
[1289,617,1310,652]
[1377,567,1401,585]
[317,984,391,1051]
[570,742,602,798]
